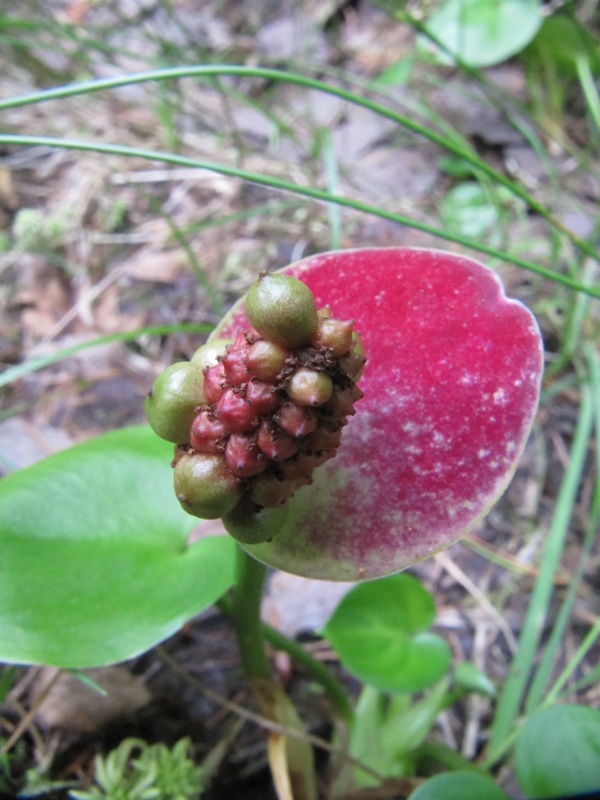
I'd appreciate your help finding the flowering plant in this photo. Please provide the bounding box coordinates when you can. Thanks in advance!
[0,247,566,799]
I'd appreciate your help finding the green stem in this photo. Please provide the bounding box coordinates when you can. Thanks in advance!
[219,586,354,723]
[260,621,354,724]
[228,545,270,679]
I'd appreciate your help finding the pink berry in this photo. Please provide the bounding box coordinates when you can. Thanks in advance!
[256,420,299,461]
[222,350,249,386]
[203,362,226,404]
[225,433,268,477]
[216,388,258,432]
[190,410,228,454]
[276,402,318,437]
[245,379,281,415]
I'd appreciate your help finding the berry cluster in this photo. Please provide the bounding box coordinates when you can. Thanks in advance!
[146,273,365,540]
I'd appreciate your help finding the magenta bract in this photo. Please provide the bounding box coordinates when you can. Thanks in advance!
[212,248,544,581]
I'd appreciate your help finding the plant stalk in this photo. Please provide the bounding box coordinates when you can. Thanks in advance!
[229,544,270,679]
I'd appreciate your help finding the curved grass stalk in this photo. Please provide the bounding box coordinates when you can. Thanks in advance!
[0,132,598,299]
[0,64,598,267]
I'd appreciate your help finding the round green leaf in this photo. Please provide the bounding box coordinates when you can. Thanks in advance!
[422,0,542,68]
[0,426,236,667]
[441,182,504,239]
[322,574,451,692]
[515,705,600,798]
[409,771,509,800]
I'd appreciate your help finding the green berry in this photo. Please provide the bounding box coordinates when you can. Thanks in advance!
[145,361,204,443]
[287,367,333,407]
[245,339,289,381]
[339,332,366,379]
[174,452,242,519]
[249,472,309,507]
[245,273,318,349]
[222,497,288,544]
[312,317,354,357]
[190,338,231,372]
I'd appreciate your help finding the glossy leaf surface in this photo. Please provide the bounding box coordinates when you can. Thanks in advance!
[216,248,543,581]
[515,705,600,798]
[322,574,450,693]
[0,426,236,667]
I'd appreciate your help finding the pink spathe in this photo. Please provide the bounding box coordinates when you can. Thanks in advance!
[214,248,544,581]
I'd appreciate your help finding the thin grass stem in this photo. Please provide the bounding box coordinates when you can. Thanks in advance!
[1,133,598,299]
[0,64,597,263]
[485,383,595,765]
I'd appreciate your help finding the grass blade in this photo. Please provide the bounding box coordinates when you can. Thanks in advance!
[1,133,598,299]
[486,383,595,765]
[0,64,597,264]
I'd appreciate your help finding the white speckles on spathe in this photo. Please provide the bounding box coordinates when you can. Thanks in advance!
[493,388,506,404]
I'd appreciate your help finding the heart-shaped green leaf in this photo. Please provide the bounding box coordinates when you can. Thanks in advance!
[515,705,600,798]
[322,574,451,692]
[0,426,236,667]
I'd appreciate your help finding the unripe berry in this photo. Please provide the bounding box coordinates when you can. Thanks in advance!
[287,367,333,407]
[225,433,268,477]
[245,339,289,381]
[245,379,281,415]
[191,338,231,371]
[306,425,343,452]
[278,449,334,480]
[145,361,204,443]
[249,472,309,508]
[276,401,318,437]
[245,273,318,349]
[257,420,299,461]
[322,384,363,420]
[222,332,252,385]
[339,333,366,379]
[216,388,258,432]
[174,452,242,519]
[203,362,226,405]
[312,317,354,357]
[222,498,288,544]
[190,410,228,454]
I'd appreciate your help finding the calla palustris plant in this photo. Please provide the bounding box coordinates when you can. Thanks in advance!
[150,247,544,582]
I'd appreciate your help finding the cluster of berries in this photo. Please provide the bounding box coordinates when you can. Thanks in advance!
[146,273,364,542]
